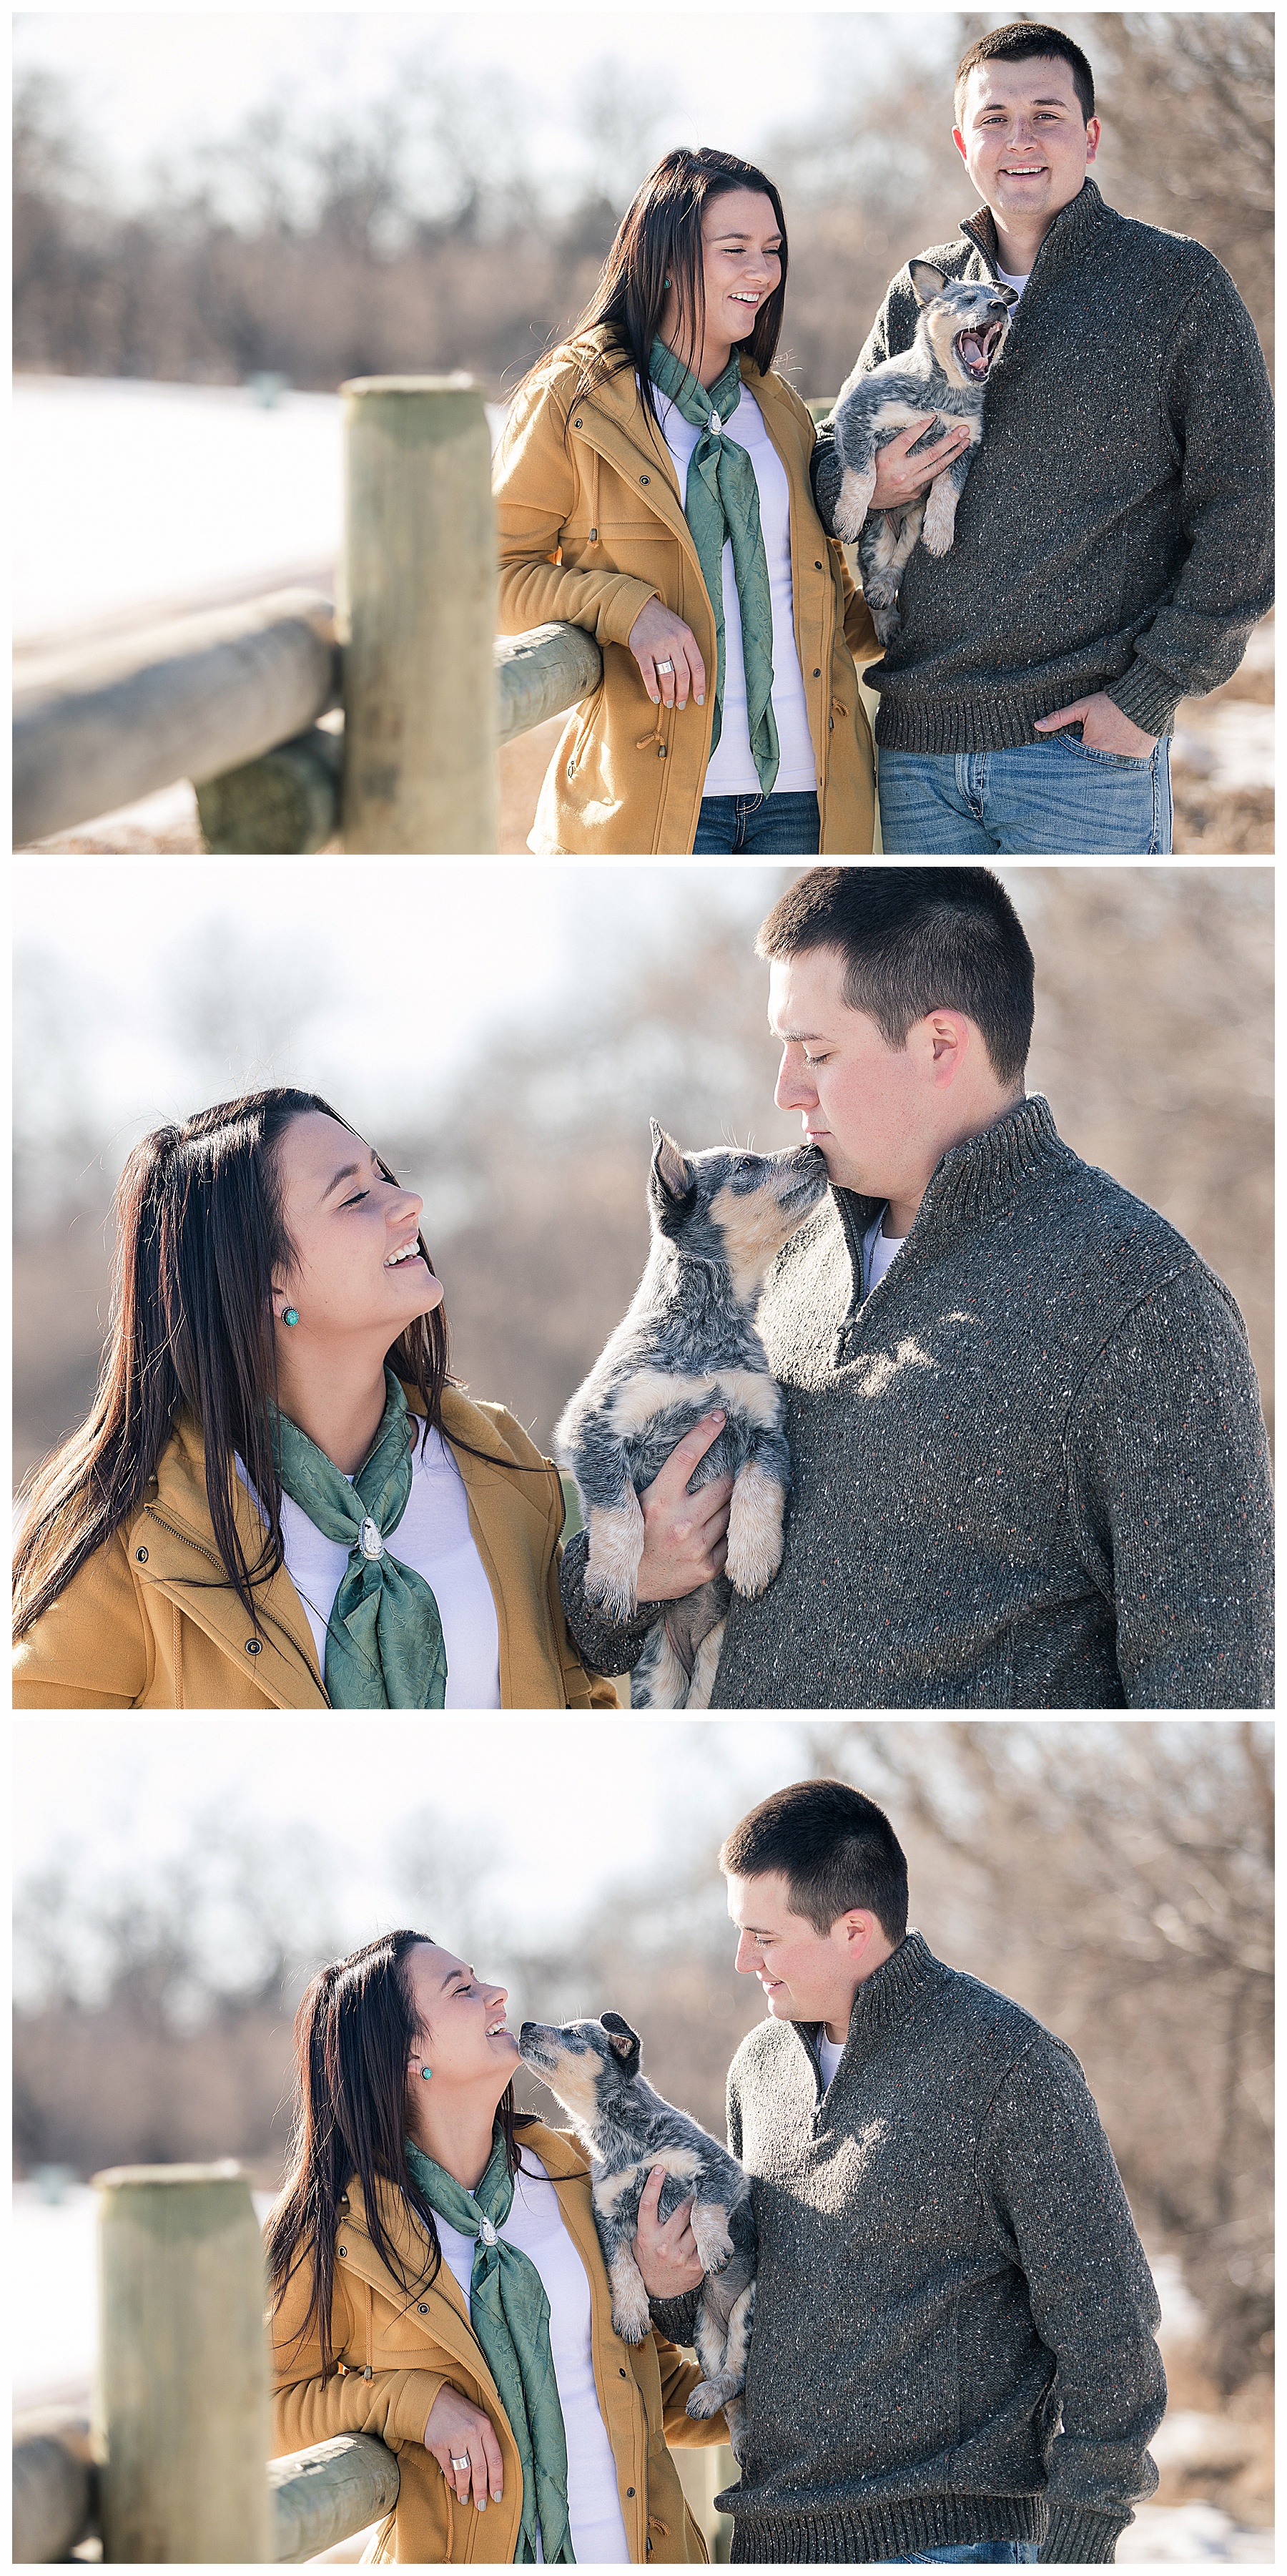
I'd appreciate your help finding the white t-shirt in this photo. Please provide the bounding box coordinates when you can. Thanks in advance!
[862,1208,908,1295]
[818,2033,845,2091]
[237,1426,501,1706]
[433,2153,631,2565]
[995,264,1030,303]
[650,377,817,796]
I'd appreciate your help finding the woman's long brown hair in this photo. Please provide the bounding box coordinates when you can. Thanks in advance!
[265,1930,533,2374]
[12,1088,450,1637]
[518,144,789,436]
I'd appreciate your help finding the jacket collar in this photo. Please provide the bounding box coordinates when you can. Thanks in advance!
[564,328,800,559]
[960,174,1108,289]
[834,1092,1069,1303]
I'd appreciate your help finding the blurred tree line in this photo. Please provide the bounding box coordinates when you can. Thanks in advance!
[14,1722,1272,2411]
[14,13,1272,399]
[13,867,1273,1493]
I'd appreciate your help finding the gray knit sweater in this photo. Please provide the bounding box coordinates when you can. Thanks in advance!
[809,178,1275,752]
[560,1095,1273,1707]
[651,1932,1166,2565]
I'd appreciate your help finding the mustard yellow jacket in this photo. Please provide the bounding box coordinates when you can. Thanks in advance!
[494,328,877,854]
[270,2122,720,2564]
[13,1387,617,1711]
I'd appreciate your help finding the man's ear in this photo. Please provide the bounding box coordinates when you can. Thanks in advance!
[601,2010,641,2068]
[649,1119,693,1207]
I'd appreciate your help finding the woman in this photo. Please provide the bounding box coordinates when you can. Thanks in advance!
[12,1088,618,1709]
[267,1928,722,2562]
[495,146,965,858]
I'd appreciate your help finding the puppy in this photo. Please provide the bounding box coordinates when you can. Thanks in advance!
[519,2010,755,2457]
[556,1124,829,1709]
[818,262,1017,643]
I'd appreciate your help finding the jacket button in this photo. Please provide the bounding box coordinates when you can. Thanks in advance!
[567,759,576,778]
[338,2247,347,2257]
[813,667,822,678]
[418,2303,428,2312]
[246,1638,262,1655]
[135,1546,148,1563]
[574,418,583,428]
[626,2488,635,2498]
[619,2366,628,2377]
[639,474,651,484]
[815,559,824,570]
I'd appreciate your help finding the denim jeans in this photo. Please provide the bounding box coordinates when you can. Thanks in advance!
[692,789,822,853]
[881,2546,1040,2565]
[878,734,1172,854]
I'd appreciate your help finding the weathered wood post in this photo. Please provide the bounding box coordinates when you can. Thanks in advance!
[340,377,498,852]
[93,2160,270,2562]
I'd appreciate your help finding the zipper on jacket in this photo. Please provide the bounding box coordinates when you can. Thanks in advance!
[140,1504,327,1693]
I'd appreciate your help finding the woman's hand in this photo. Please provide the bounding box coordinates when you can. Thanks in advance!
[423,2384,504,2514]
[627,598,706,711]
[632,2163,706,2300]
[634,1415,733,1603]
[870,416,972,511]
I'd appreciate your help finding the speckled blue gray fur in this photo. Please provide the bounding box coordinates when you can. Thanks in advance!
[560,1093,1273,1706]
[649,1931,1166,2565]
[809,178,1275,752]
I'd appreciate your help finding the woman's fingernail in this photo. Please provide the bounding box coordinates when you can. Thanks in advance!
[477,2499,486,2512]
[493,2490,503,2504]
[696,691,705,703]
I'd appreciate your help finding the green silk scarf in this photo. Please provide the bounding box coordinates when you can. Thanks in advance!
[406,2129,575,2564]
[649,334,780,795]
[272,1369,448,1710]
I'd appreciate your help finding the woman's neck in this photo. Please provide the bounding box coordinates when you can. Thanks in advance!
[659,322,734,392]
[408,2085,508,2192]
[273,1345,392,1477]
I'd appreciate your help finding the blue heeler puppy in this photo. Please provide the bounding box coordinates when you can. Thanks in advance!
[519,2011,755,2458]
[817,262,1017,644]
[556,1123,829,1708]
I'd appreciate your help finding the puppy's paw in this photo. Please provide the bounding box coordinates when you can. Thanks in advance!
[833,461,877,544]
[691,2202,735,2274]
[725,2395,749,2464]
[608,2253,654,2344]
[920,486,958,556]
[724,1461,786,1601]
[686,2376,735,2420]
[583,1499,646,1621]
[872,604,902,645]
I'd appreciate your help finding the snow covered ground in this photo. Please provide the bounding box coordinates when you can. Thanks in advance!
[14,374,507,649]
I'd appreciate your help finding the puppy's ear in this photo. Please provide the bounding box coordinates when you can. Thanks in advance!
[601,2010,642,2068]
[649,1119,694,1210]
[909,260,948,305]
[997,283,1020,307]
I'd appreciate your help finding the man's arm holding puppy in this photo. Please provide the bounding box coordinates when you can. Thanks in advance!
[559,1415,733,1676]
[632,2161,707,2349]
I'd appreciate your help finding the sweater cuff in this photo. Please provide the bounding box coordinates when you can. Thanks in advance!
[1040,2504,1129,2563]
[649,2290,701,2347]
[558,1528,662,1677]
[1104,659,1180,740]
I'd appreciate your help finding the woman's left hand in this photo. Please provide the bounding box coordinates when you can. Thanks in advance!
[423,2383,504,2512]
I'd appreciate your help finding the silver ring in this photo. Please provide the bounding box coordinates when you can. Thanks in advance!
[655,658,675,674]
[450,2454,470,2472]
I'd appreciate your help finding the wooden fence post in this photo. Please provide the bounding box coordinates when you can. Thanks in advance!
[340,376,498,852]
[93,2161,271,2563]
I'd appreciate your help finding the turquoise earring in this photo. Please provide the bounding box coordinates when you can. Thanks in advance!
[420,2066,433,2081]
[282,1308,299,1326]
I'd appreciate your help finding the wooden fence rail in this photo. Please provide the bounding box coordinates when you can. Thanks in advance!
[13,2162,401,2563]
[14,377,608,855]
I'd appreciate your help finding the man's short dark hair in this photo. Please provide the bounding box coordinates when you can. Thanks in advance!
[955,21,1095,127]
[756,865,1035,1090]
[719,1778,909,1943]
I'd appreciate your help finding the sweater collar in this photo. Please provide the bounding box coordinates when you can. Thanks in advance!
[798,1928,942,2065]
[837,1091,1067,1278]
[960,173,1107,287]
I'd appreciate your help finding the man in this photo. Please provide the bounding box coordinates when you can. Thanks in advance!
[809,21,1273,855]
[634,1777,1168,2565]
[559,867,1273,1705]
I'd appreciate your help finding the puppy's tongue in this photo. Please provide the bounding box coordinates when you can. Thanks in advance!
[959,331,989,371]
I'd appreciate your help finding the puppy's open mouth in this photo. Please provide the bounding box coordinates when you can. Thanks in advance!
[954,320,1005,380]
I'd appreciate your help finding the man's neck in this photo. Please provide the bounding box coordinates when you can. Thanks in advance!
[882,1090,1025,1238]
[987,177,1085,278]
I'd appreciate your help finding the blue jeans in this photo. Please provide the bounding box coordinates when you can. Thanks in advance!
[878,735,1172,854]
[692,789,821,853]
[882,2547,1040,2565]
